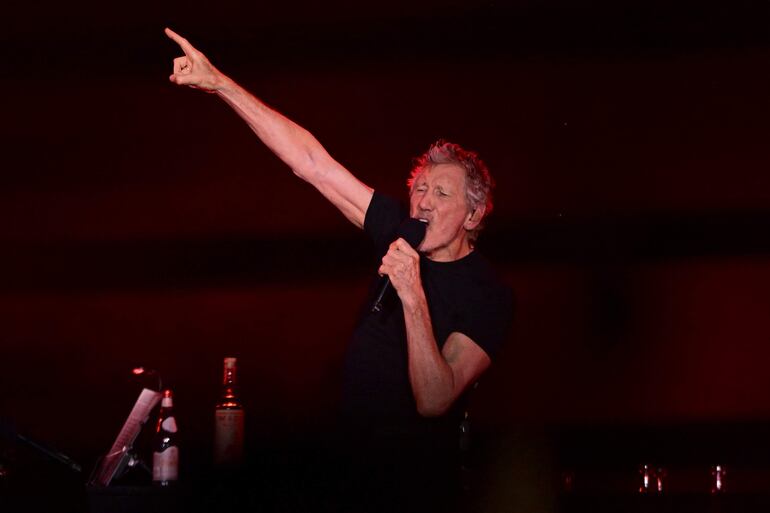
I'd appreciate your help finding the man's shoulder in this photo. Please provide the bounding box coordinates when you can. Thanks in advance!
[364,191,409,252]
[365,191,407,220]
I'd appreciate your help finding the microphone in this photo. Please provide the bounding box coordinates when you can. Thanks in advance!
[371,217,427,313]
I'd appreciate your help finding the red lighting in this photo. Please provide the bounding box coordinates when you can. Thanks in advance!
[132,367,145,375]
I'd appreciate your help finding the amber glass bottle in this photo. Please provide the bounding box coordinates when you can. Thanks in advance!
[213,357,244,468]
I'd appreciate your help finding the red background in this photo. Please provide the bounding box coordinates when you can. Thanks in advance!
[3,1,770,503]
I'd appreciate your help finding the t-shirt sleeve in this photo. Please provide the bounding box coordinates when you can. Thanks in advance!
[363,191,408,256]
[456,280,514,360]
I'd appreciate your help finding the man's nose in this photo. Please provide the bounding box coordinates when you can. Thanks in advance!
[418,192,433,211]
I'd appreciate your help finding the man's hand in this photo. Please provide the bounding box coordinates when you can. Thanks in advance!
[379,238,424,307]
[165,27,226,92]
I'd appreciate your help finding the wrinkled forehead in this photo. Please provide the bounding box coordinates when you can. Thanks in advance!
[411,163,467,190]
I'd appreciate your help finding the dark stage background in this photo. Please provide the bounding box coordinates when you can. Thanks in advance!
[3,1,770,511]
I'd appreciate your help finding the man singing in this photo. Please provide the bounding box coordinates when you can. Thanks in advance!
[165,27,512,512]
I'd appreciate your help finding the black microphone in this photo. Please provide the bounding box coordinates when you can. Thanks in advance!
[371,217,427,313]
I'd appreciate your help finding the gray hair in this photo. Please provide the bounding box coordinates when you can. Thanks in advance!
[407,140,495,244]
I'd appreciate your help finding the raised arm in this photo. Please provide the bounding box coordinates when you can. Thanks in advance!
[164,28,373,228]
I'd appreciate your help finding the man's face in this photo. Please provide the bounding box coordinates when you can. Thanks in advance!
[409,163,475,262]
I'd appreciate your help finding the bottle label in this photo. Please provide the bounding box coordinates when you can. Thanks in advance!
[213,409,244,466]
[161,416,178,433]
[152,447,179,483]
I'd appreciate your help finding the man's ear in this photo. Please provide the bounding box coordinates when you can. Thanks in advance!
[465,205,486,230]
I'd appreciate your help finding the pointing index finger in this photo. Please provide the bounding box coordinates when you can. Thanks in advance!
[164,27,196,57]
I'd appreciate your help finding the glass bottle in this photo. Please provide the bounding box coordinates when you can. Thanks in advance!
[711,464,727,494]
[638,464,653,494]
[152,389,179,486]
[213,357,244,468]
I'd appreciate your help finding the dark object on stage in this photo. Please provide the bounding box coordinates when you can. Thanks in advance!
[371,217,427,313]
[0,417,82,473]
[88,485,183,513]
[88,388,162,488]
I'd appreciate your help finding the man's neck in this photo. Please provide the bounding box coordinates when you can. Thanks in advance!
[425,239,473,263]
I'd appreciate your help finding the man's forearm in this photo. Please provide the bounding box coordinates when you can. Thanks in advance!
[402,293,456,417]
[215,76,333,183]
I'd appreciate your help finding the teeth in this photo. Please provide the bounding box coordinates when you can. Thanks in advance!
[418,218,429,224]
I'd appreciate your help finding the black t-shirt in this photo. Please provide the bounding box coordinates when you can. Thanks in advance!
[341,191,513,445]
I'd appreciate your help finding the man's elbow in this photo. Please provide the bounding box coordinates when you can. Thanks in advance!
[289,141,328,181]
[416,398,453,418]
[291,153,320,183]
